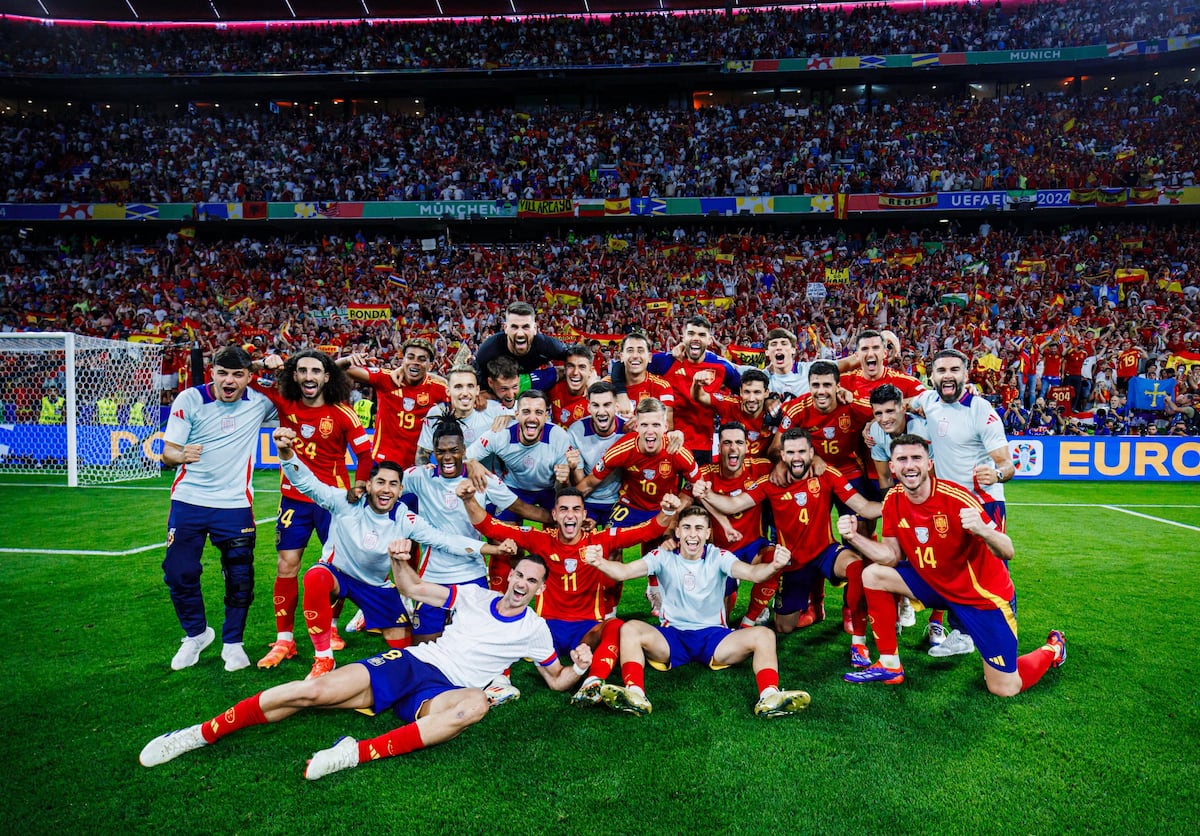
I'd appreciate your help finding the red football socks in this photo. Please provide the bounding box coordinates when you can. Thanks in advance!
[358,722,424,762]
[590,619,623,681]
[273,576,299,635]
[865,585,899,655]
[1017,647,1055,692]
[843,560,868,636]
[201,693,267,743]
[755,667,780,695]
[302,567,336,652]
[621,661,645,691]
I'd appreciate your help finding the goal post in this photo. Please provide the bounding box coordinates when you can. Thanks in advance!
[0,332,167,486]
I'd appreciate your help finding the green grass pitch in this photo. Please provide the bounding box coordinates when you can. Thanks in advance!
[1,474,1197,834]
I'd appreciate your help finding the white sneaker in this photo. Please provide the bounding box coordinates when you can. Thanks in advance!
[645,585,663,618]
[926,620,946,647]
[484,674,521,706]
[898,598,916,628]
[170,626,215,670]
[305,736,359,780]
[344,609,367,633]
[928,628,975,657]
[221,642,251,671]
[139,724,207,767]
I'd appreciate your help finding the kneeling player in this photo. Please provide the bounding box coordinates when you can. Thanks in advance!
[582,506,809,718]
[838,435,1065,696]
[139,551,591,779]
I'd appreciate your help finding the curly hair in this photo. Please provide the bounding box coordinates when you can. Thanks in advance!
[277,349,352,404]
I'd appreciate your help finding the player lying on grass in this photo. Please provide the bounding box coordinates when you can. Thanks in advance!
[580,505,811,718]
[272,426,514,680]
[838,434,1065,695]
[140,551,591,780]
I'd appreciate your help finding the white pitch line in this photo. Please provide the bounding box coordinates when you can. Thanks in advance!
[0,516,277,556]
[1009,503,1200,509]
[1100,505,1200,533]
[0,483,281,493]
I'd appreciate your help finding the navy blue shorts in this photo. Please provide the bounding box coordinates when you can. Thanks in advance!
[776,543,845,615]
[981,499,1007,531]
[584,500,616,525]
[497,487,554,523]
[649,625,732,671]
[275,495,331,552]
[309,563,410,631]
[895,563,1019,673]
[607,504,658,528]
[546,618,602,663]
[413,576,486,638]
[358,649,458,721]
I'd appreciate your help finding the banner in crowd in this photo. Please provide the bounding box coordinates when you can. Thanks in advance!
[346,305,392,321]
[4,187,1200,224]
[1010,437,1200,481]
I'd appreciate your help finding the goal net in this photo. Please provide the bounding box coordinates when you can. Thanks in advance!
[0,333,166,485]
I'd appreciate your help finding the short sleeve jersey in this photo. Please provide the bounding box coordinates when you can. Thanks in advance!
[593,431,701,511]
[745,466,860,567]
[547,380,590,428]
[778,395,874,479]
[869,415,930,462]
[258,388,371,503]
[642,545,738,630]
[467,422,572,491]
[567,416,626,505]
[165,384,277,508]
[417,406,493,458]
[840,368,927,400]
[365,370,447,466]
[882,477,1015,608]
[912,391,1008,503]
[624,373,675,408]
[708,392,773,457]
[407,584,557,688]
[698,457,773,550]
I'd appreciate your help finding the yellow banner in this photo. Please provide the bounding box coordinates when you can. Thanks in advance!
[347,305,392,321]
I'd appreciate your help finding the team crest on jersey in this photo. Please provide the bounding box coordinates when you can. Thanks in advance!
[823,426,836,439]
[642,469,656,480]
[838,414,852,432]
[683,571,697,591]
[417,392,430,406]
[319,417,334,438]
[521,454,535,470]
[442,490,459,510]
[564,558,578,573]
[744,479,755,491]
[937,418,950,437]
[363,529,379,549]
[807,478,821,495]
[658,461,672,477]
[915,527,930,544]
[403,397,416,411]
[794,492,808,507]
[221,416,236,433]
[300,423,316,439]
[749,430,761,440]
[933,514,950,536]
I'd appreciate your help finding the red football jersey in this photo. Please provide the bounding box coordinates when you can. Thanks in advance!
[258,385,373,503]
[366,370,447,466]
[624,373,675,408]
[662,358,726,452]
[708,391,773,457]
[698,457,773,550]
[547,379,589,428]
[475,514,665,620]
[840,367,927,400]
[881,477,1015,609]
[778,395,874,478]
[1117,349,1141,380]
[593,431,700,511]
[744,466,860,568]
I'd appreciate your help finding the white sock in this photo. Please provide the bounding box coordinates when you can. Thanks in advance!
[759,686,779,699]
[880,654,901,669]
[628,684,646,697]
[315,649,334,659]
[276,631,294,642]
[852,634,866,644]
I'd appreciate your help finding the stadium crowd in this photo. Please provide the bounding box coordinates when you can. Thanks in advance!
[2,218,1196,432]
[1,0,1195,75]
[3,85,1199,204]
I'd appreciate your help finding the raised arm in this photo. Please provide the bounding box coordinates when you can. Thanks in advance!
[582,544,650,582]
[837,515,903,566]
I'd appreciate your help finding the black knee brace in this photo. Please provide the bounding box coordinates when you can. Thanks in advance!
[217,535,256,609]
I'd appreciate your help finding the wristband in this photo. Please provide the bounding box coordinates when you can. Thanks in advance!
[572,663,588,676]
[661,509,677,517]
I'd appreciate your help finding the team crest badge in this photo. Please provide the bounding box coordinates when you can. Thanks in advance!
[300,423,316,439]
[937,417,950,437]
[417,392,429,406]
[838,414,852,432]
[823,426,836,439]
[560,408,571,424]
[564,558,578,573]
[807,478,821,495]
[744,479,755,491]
[363,529,379,549]
[933,514,950,536]
[642,469,656,480]
[319,417,334,438]
[221,416,236,433]
[658,461,673,477]
[442,490,459,510]
[915,527,929,544]
[403,397,416,411]
[749,430,760,441]
[794,492,808,507]
[683,572,697,591]
[521,455,535,470]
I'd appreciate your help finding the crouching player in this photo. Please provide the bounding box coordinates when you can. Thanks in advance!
[582,506,810,718]
[139,549,592,779]
[839,434,1065,695]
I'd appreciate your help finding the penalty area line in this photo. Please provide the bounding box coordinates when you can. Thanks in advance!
[0,516,277,557]
[1100,505,1200,533]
